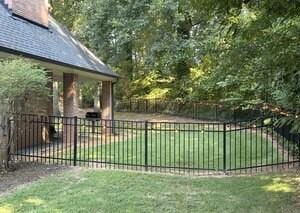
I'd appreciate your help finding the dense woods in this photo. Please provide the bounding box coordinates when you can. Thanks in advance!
[51,0,300,112]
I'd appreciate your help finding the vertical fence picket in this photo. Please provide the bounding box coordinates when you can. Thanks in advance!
[73,116,78,166]
[145,121,148,171]
[223,123,227,172]
[8,111,300,175]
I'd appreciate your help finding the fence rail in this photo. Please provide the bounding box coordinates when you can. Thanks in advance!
[115,99,272,122]
[9,114,300,175]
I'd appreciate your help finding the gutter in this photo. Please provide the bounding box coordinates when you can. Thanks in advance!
[0,46,119,79]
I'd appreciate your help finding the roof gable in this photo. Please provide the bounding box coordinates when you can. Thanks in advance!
[0,2,118,78]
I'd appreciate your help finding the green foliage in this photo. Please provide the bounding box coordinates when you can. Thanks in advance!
[79,82,99,107]
[0,58,49,113]
[130,71,173,99]
[0,59,49,169]
[205,1,300,109]
[275,116,300,133]
[50,0,85,32]
[52,0,300,126]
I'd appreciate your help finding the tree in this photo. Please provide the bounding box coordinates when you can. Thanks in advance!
[49,0,85,31]
[0,59,49,172]
[51,0,300,114]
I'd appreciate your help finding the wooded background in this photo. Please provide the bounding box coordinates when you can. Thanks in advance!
[50,0,300,113]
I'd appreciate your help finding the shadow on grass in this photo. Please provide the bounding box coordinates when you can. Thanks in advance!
[1,171,300,213]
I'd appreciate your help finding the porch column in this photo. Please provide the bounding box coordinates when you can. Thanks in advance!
[94,84,101,113]
[53,81,60,116]
[101,81,113,134]
[43,72,54,143]
[63,73,78,117]
[63,73,78,143]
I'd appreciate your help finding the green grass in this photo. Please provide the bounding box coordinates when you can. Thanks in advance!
[1,169,300,213]
[76,126,286,170]
[40,113,294,171]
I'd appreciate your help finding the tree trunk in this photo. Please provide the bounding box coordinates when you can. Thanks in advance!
[0,120,9,172]
[0,112,15,173]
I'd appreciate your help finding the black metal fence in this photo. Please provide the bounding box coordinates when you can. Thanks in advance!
[115,99,270,122]
[9,114,300,175]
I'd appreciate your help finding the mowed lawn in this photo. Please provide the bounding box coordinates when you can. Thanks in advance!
[77,126,286,170]
[1,169,300,213]
[21,113,293,172]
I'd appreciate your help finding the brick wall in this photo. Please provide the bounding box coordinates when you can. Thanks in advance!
[15,97,50,149]
[10,0,49,28]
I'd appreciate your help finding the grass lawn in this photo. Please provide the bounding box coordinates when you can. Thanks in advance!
[0,169,300,213]
[19,113,294,172]
[77,127,286,171]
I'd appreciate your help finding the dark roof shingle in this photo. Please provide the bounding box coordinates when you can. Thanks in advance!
[0,3,118,78]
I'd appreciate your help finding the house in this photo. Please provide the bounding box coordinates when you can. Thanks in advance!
[0,0,118,121]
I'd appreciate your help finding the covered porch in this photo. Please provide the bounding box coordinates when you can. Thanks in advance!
[0,0,118,148]
[47,66,116,121]
[0,50,118,148]
[0,48,117,121]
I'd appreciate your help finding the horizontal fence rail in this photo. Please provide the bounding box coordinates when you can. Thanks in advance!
[9,114,300,175]
[115,99,272,122]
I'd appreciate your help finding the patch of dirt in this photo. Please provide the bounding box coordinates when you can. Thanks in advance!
[0,162,71,197]
[114,112,215,123]
[77,107,214,123]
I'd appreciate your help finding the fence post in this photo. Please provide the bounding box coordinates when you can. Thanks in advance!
[129,99,132,112]
[233,108,236,122]
[145,99,148,113]
[73,116,78,166]
[145,120,148,171]
[223,122,227,172]
[215,105,218,121]
[193,103,196,119]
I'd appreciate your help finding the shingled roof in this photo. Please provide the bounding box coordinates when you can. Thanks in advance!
[0,1,118,79]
